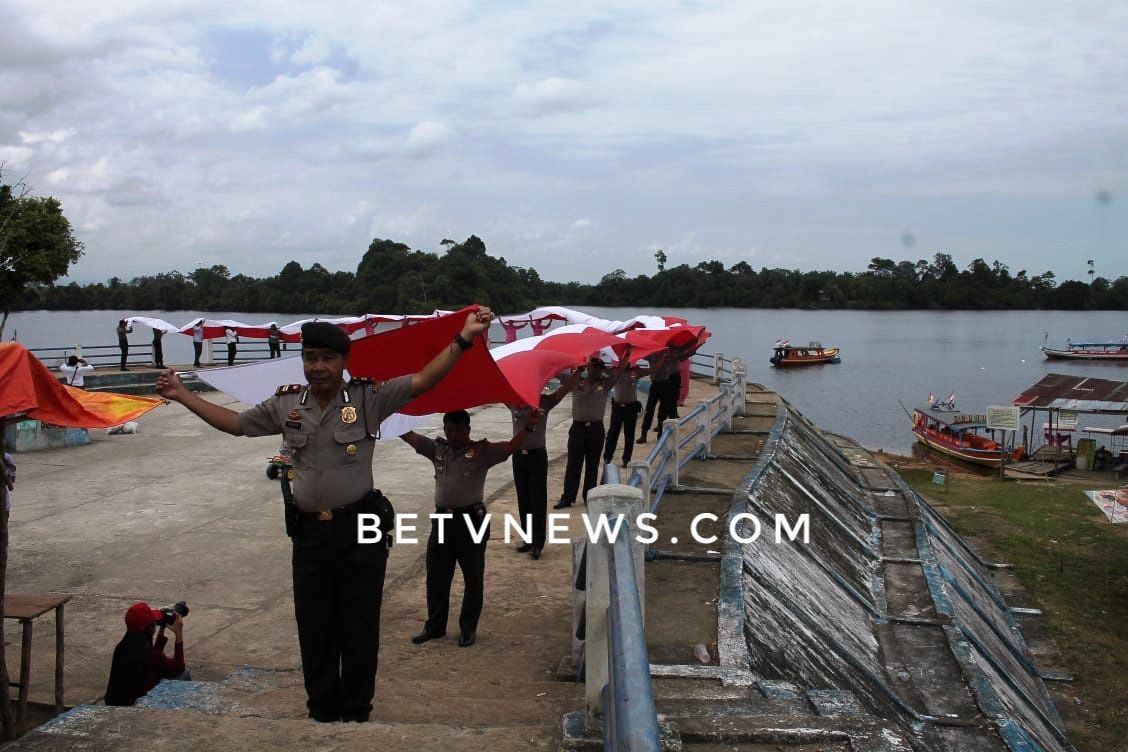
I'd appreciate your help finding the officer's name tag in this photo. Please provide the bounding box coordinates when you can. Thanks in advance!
[285,420,302,429]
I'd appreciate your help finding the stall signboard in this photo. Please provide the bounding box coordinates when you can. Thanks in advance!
[987,406,1020,431]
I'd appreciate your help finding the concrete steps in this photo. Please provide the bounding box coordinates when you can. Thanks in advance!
[11,665,572,751]
[15,704,560,751]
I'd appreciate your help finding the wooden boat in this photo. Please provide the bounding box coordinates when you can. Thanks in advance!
[911,400,1017,468]
[1040,340,1128,361]
[770,340,841,367]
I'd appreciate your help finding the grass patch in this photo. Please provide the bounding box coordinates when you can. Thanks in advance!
[899,469,1128,751]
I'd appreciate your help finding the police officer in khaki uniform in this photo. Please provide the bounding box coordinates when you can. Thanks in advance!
[400,409,536,647]
[554,351,631,509]
[637,349,676,444]
[603,362,650,465]
[155,310,492,723]
[507,370,582,560]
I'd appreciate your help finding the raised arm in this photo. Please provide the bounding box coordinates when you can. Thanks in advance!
[410,307,493,398]
[500,412,538,456]
[398,430,429,454]
[543,368,583,411]
[611,345,634,380]
[155,369,244,435]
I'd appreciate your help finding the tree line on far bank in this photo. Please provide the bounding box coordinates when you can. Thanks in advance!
[15,236,1128,314]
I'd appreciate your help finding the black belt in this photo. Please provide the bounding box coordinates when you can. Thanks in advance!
[434,502,485,514]
[298,495,366,522]
[574,420,602,427]
[518,447,546,455]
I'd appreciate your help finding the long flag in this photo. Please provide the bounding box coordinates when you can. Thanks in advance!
[0,343,163,427]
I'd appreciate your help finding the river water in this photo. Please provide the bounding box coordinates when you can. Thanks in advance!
[7,308,1126,453]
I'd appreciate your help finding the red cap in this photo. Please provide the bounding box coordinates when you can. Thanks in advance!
[125,602,162,632]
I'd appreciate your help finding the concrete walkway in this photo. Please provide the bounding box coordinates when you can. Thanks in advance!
[3,379,722,747]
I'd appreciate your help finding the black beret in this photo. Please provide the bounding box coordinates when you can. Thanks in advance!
[301,322,351,355]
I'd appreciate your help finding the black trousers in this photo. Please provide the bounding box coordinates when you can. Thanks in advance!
[604,401,642,464]
[670,370,682,419]
[639,381,677,439]
[118,340,128,370]
[193,342,203,367]
[512,448,548,548]
[561,421,605,505]
[152,340,164,368]
[269,341,281,358]
[227,343,237,366]
[425,505,490,636]
[292,513,388,722]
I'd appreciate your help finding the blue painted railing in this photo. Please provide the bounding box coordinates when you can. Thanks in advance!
[574,351,746,750]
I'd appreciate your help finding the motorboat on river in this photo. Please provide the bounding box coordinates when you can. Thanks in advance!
[1040,338,1128,362]
[911,394,1018,468]
[770,340,841,367]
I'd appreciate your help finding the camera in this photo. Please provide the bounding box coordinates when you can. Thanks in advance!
[158,601,189,626]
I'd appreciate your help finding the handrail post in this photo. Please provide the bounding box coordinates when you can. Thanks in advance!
[698,399,711,457]
[74,344,82,358]
[627,460,651,510]
[733,358,747,417]
[204,339,214,365]
[713,352,723,384]
[662,419,680,488]
[584,484,646,733]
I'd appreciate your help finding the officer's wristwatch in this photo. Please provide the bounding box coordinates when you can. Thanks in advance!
[453,333,473,350]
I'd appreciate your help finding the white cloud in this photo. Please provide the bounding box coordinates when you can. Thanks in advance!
[291,33,334,66]
[403,121,453,159]
[513,76,587,115]
[0,0,1123,286]
[19,128,73,144]
[230,105,269,132]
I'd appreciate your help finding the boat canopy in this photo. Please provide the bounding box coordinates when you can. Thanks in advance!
[915,407,990,429]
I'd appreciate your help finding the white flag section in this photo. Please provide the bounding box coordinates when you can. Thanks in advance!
[509,306,669,333]
[191,356,428,440]
[126,316,186,334]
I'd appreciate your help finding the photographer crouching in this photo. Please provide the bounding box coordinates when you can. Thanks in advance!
[104,601,190,706]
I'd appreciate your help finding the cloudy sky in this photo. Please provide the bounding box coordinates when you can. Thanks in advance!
[1,0,1125,285]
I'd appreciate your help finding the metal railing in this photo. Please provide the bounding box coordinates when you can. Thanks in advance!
[573,351,746,749]
[27,341,286,372]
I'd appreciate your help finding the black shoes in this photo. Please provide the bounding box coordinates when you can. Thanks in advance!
[553,500,572,509]
[458,632,476,648]
[411,629,445,644]
[516,543,533,553]
[340,712,370,723]
[309,711,340,723]
[637,435,647,444]
[530,547,542,560]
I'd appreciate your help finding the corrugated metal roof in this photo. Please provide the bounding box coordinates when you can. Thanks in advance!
[1013,373,1128,413]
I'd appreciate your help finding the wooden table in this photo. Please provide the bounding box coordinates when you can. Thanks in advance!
[4,594,71,733]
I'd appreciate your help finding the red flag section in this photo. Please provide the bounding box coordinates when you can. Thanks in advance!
[347,306,524,415]
[345,309,711,414]
[0,343,164,427]
[493,327,627,407]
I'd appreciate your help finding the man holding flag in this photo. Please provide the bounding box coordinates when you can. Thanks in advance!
[155,308,492,724]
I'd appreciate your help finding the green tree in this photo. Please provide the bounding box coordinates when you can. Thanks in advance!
[0,175,84,337]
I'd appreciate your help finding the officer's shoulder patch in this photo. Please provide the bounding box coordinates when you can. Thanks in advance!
[275,384,303,396]
[350,377,386,392]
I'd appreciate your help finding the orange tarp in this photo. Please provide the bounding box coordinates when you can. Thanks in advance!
[0,343,163,427]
